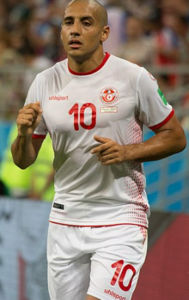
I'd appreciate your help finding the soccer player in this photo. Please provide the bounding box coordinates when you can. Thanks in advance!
[11,0,187,299]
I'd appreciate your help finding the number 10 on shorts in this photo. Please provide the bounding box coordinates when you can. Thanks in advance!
[111,260,136,292]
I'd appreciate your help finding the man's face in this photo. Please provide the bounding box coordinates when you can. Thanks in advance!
[61,1,108,62]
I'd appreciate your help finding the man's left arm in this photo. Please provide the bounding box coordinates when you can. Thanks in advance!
[91,114,187,165]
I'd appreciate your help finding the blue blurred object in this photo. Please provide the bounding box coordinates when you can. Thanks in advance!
[0,122,13,162]
[144,129,189,213]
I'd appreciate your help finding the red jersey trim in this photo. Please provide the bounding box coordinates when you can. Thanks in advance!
[68,52,110,76]
[49,220,148,229]
[149,109,174,130]
[32,134,46,139]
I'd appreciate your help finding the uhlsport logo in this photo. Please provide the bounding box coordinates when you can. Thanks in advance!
[104,289,126,300]
[100,87,118,105]
[49,95,68,101]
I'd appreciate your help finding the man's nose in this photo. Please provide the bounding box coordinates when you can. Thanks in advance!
[70,22,81,36]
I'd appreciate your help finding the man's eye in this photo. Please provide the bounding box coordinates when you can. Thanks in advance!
[65,21,73,25]
[83,22,91,26]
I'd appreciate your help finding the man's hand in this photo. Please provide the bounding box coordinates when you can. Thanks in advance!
[90,114,187,166]
[91,135,126,165]
[16,101,43,137]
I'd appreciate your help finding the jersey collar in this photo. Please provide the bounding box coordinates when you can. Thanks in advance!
[68,52,110,76]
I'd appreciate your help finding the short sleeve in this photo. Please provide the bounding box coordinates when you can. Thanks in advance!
[25,75,48,138]
[136,68,174,129]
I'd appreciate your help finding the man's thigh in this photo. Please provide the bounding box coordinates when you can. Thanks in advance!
[87,225,148,300]
[86,295,101,300]
[47,223,91,300]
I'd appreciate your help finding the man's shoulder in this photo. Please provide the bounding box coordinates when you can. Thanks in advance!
[109,54,142,71]
[108,54,143,83]
[36,59,68,82]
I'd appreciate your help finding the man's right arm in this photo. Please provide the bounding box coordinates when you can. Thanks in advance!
[11,101,43,169]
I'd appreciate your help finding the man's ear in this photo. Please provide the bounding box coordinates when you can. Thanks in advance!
[100,25,110,43]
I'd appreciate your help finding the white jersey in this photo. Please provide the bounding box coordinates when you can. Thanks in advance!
[25,53,173,228]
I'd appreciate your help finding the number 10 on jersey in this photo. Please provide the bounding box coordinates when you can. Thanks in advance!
[69,103,96,131]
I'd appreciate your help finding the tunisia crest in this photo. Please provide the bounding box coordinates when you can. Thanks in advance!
[100,87,118,105]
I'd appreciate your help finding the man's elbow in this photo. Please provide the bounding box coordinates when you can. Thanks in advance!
[12,158,30,170]
[175,131,187,153]
[180,136,187,152]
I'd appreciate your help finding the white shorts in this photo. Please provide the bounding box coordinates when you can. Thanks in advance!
[47,223,148,300]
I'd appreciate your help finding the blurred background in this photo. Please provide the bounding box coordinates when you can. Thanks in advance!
[0,0,189,299]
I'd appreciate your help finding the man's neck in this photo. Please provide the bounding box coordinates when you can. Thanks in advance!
[68,50,105,74]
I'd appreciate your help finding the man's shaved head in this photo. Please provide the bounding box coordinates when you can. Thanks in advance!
[61,0,110,65]
[66,0,108,27]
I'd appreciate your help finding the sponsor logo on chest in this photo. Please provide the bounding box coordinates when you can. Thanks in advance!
[49,95,69,101]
